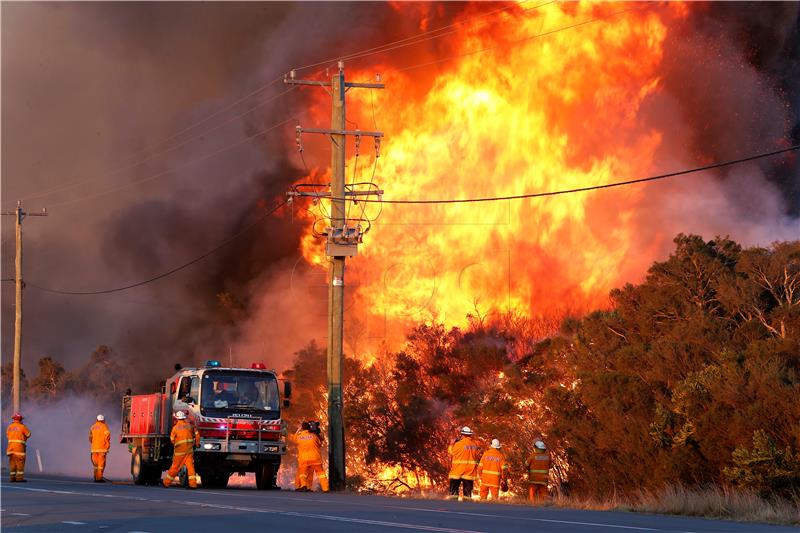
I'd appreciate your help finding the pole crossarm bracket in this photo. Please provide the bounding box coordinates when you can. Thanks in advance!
[286,189,384,199]
[285,78,385,90]
[296,126,383,138]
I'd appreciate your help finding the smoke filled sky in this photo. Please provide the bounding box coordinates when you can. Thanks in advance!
[2,2,799,389]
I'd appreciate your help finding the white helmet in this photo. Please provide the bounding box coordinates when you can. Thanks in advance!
[96,414,105,422]
[491,438,501,449]
[174,411,187,420]
[535,440,546,450]
[460,426,473,435]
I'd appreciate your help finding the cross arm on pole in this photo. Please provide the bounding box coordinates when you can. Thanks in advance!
[297,127,383,138]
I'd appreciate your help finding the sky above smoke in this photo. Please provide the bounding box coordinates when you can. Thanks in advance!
[2,2,799,390]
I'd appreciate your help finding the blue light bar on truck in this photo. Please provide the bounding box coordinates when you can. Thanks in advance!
[205,360,221,367]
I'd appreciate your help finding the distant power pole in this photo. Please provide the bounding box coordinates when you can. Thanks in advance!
[285,61,384,491]
[2,201,48,414]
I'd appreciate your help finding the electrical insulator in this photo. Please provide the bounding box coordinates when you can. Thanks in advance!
[354,133,361,156]
[374,137,381,159]
[295,126,303,152]
[290,70,296,80]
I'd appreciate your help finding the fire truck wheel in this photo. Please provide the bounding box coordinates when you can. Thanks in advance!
[255,462,277,490]
[131,448,148,485]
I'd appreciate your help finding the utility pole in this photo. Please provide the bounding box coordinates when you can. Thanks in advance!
[285,61,384,491]
[2,201,47,414]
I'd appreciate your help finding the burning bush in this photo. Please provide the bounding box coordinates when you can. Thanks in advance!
[281,235,800,500]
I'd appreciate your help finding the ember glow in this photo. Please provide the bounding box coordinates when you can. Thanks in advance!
[296,2,688,353]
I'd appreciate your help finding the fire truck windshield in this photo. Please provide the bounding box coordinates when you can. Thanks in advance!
[200,371,280,413]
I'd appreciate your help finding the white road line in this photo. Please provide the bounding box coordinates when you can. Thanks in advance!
[6,486,482,533]
[62,521,87,525]
[217,492,699,533]
[11,512,31,516]
[400,508,688,532]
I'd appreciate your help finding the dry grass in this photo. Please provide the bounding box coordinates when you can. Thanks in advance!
[552,485,800,526]
[631,485,800,526]
[365,483,800,526]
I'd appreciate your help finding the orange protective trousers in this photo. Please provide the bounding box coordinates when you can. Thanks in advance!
[163,453,197,488]
[298,461,329,492]
[479,485,499,500]
[8,454,25,481]
[528,483,548,502]
[91,452,107,481]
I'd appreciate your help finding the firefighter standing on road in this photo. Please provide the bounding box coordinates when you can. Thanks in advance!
[6,413,31,482]
[289,422,329,492]
[526,439,551,503]
[89,414,111,482]
[447,426,480,500]
[163,410,199,489]
[478,438,508,500]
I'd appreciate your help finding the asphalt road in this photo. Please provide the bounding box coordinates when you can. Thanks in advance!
[2,476,797,533]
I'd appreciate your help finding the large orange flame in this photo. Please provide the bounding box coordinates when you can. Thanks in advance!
[295,1,687,355]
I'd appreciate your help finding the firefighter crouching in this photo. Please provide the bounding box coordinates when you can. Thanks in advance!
[89,414,111,482]
[6,413,31,482]
[163,411,199,489]
[526,439,551,502]
[290,421,329,492]
[448,426,480,500]
[478,439,508,500]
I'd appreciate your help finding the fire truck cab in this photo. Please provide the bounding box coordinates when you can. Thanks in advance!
[120,360,291,489]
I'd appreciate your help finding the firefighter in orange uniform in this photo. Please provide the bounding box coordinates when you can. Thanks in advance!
[448,426,480,500]
[6,413,31,482]
[163,410,199,489]
[89,414,111,482]
[478,438,508,500]
[526,439,551,502]
[289,422,329,492]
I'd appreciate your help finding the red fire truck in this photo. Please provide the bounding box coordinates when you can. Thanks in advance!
[120,360,291,489]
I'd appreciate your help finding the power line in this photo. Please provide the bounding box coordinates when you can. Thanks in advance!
[28,144,800,295]
[292,0,554,75]
[28,199,287,295]
[312,1,558,73]
[311,144,800,205]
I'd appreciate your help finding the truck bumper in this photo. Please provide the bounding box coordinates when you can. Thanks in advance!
[195,438,286,456]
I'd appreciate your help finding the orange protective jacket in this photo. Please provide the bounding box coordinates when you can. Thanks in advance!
[448,436,480,480]
[526,449,551,485]
[478,448,508,488]
[170,420,199,456]
[291,430,323,464]
[89,421,111,453]
[6,421,31,455]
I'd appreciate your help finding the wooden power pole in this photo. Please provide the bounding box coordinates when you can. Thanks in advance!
[285,61,384,490]
[2,201,47,414]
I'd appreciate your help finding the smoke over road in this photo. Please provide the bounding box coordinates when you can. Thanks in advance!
[1,2,799,391]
